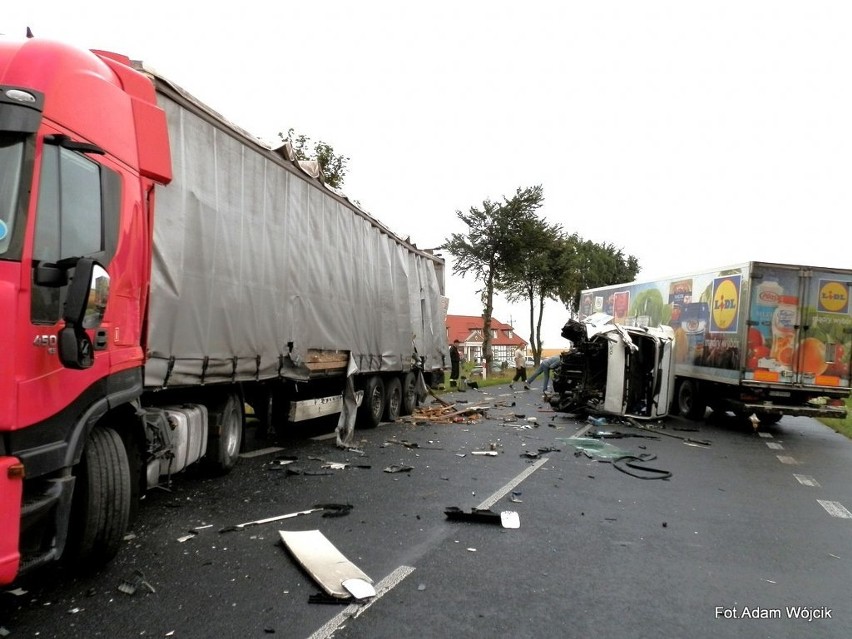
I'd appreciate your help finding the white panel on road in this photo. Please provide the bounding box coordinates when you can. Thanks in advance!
[776,455,799,465]
[817,500,852,519]
[766,442,784,450]
[793,474,820,488]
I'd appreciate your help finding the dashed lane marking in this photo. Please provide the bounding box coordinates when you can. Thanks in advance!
[776,455,799,465]
[477,457,550,510]
[758,432,773,439]
[793,474,821,488]
[817,500,852,519]
[766,442,784,450]
[309,565,416,639]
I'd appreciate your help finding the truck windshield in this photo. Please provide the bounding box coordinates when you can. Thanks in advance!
[0,134,24,257]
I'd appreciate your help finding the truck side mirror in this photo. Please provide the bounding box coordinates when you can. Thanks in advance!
[58,258,109,369]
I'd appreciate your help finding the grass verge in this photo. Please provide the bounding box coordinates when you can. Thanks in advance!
[819,396,852,440]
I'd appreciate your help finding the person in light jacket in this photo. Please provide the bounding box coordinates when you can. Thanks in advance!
[509,347,527,388]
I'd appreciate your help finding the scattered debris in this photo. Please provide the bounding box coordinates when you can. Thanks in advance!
[314,503,354,518]
[471,451,498,457]
[279,529,375,600]
[176,531,197,543]
[509,491,523,503]
[408,401,488,424]
[118,569,156,596]
[520,451,540,459]
[383,464,414,473]
[385,439,444,450]
[445,507,520,529]
[612,454,672,480]
[220,507,324,533]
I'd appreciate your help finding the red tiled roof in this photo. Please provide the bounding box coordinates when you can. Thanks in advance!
[446,314,527,347]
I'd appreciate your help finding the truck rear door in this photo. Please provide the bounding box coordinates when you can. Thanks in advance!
[746,264,852,391]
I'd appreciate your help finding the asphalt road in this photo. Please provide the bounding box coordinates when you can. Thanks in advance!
[2,385,851,639]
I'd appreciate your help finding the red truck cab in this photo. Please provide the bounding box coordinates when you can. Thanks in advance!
[0,38,170,584]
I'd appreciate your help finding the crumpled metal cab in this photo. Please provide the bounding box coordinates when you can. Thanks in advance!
[549,313,676,419]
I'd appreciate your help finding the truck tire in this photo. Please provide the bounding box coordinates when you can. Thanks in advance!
[384,377,403,422]
[207,392,243,473]
[677,379,707,420]
[357,376,385,429]
[401,371,417,416]
[67,426,131,569]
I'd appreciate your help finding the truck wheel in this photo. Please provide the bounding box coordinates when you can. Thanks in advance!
[401,371,417,416]
[677,379,707,420]
[384,377,403,422]
[753,411,783,426]
[207,392,243,473]
[357,376,385,429]
[67,426,131,569]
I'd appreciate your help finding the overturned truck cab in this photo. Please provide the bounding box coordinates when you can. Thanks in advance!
[549,314,676,419]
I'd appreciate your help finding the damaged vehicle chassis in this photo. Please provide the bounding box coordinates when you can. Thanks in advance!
[549,315,676,420]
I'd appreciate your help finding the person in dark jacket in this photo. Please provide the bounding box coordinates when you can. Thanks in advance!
[449,340,461,386]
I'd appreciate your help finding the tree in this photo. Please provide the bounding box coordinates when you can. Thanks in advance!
[279,127,349,189]
[442,186,545,366]
[556,239,640,313]
[500,216,563,365]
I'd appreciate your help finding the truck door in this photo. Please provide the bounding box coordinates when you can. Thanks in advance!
[20,134,121,427]
[797,268,852,389]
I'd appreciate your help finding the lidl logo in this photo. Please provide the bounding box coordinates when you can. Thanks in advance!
[711,275,741,333]
[818,280,849,314]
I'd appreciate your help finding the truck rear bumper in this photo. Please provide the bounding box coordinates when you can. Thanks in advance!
[733,401,847,420]
[0,457,23,585]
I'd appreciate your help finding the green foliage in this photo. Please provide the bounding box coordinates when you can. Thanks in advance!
[557,239,640,312]
[280,127,350,189]
[820,395,852,440]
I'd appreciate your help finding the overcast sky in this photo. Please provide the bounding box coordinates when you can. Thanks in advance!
[5,2,851,347]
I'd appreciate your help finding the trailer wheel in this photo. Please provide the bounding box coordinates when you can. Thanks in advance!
[677,379,707,420]
[401,371,418,416]
[384,377,403,422]
[357,376,385,429]
[66,426,131,569]
[207,392,243,473]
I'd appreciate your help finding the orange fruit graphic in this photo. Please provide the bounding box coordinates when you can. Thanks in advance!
[794,337,827,375]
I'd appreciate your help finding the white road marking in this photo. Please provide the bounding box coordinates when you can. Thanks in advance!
[793,474,821,488]
[776,455,799,465]
[765,442,784,450]
[309,565,416,639]
[758,432,773,439]
[817,500,852,519]
[477,457,550,510]
[239,446,284,458]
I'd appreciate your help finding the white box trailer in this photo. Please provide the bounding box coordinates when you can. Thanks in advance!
[577,262,851,423]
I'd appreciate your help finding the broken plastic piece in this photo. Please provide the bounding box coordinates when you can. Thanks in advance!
[279,529,374,599]
[471,451,498,456]
[446,506,518,528]
[500,511,520,529]
[342,578,376,600]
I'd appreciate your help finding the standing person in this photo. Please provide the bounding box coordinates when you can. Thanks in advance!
[526,354,562,395]
[449,340,461,386]
[510,347,527,389]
